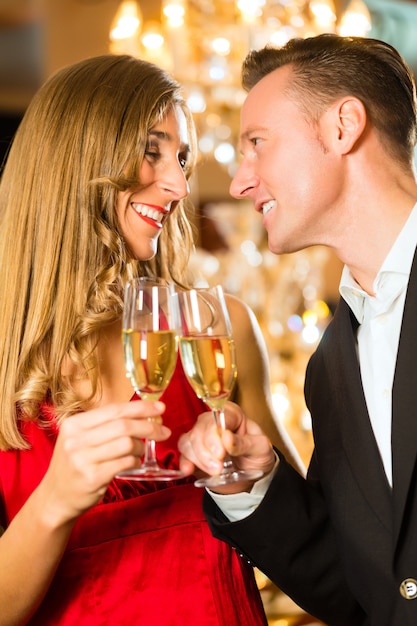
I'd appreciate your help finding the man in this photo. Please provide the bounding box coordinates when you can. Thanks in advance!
[178,34,417,626]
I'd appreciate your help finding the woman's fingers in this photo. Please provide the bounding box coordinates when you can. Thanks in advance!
[61,402,170,460]
[41,401,171,522]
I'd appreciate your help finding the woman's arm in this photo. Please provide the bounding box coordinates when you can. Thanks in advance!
[0,400,169,625]
[226,294,306,476]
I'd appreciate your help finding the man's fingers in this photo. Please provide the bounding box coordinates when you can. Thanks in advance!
[221,430,275,473]
[178,404,276,479]
[178,431,224,475]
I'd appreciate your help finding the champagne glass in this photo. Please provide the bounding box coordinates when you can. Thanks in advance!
[118,277,184,481]
[175,285,263,487]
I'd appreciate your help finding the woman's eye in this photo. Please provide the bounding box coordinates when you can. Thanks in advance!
[145,146,160,159]
[145,150,159,160]
[251,137,261,146]
[144,141,160,160]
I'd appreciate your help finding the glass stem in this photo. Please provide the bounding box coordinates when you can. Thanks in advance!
[213,408,235,473]
[143,438,159,470]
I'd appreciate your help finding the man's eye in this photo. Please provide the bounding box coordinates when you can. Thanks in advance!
[251,137,261,146]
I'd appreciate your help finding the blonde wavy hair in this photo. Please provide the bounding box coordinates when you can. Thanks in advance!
[0,54,197,450]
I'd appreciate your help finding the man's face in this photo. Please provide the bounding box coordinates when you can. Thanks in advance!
[230,65,344,255]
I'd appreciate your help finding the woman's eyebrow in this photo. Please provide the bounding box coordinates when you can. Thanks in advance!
[148,129,190,153]
[148,130,169,141]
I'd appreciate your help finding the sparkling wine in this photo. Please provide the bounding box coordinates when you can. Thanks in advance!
[179,336,237,410]
[123,329,178,399]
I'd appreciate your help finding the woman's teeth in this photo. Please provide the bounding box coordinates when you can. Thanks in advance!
[132,203,164,223]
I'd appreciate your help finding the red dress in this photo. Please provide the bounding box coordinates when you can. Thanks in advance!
[0,359,267,625]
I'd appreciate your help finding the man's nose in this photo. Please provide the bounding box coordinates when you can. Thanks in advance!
[229,160,258,199]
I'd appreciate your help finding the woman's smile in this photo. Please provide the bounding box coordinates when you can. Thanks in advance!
[131,202,169,229]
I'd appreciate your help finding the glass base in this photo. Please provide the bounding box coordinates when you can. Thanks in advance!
[194,468,263,488]
[116,467,185,481]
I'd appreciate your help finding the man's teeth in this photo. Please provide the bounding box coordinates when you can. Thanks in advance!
[132,203,164,223]
[262,200,276,215]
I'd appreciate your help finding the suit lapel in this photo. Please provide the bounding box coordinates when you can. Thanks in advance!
[392,248,417,545]
[324,299,392,529]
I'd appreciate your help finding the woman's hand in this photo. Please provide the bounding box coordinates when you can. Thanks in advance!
[178,401,275,493]
[40,400,170,525]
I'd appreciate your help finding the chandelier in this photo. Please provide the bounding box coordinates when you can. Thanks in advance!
[109,0,372,171]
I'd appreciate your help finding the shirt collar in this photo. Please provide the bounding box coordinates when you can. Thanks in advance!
[340,202,417,323]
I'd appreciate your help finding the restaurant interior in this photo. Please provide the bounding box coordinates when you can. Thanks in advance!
[1,1,417,624]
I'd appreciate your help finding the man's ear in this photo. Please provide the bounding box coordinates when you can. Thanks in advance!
[332,96,367,154]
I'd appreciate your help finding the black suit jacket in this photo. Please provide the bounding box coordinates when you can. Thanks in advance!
[204,251,417,626]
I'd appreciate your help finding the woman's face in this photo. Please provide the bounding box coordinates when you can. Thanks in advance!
[117,104,191,260]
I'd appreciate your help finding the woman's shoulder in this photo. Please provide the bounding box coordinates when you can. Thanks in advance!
[224,292,255,328]
[224,292,263,345]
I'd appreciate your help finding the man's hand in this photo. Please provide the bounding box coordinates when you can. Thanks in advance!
[178,401,275,493]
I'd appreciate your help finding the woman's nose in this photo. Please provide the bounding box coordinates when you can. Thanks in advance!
[160,161,190,200]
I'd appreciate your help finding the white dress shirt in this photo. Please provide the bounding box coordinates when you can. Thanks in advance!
[339,203,417,485]
[211,202,417,517]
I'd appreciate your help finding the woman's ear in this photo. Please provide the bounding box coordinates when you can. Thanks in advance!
[333,96,367,154]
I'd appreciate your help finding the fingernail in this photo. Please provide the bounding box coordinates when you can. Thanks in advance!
[208,460,222,472]
[210,445,223,459]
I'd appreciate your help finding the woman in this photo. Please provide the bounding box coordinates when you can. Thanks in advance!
[0,54,304,625]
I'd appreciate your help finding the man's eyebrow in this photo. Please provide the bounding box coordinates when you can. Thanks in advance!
[240,126,268,141]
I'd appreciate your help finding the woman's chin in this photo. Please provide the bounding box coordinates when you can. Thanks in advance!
[130,242,159,262]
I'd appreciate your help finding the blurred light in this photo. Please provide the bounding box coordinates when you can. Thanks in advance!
[271,382,290,419]
[110,0,142,40]
[302,324,320,344]
[240,240,257,255]
[302,309,318,326]
[294,257,311,277]
[142,22,164,49]
[310,0,337,27]
[187,90,207,113]
[287,314,303,333]
[209,63,226,81]
[215,124,232,140]
[303,284,317,301]
[211,37,231,56]
[271,389,290,419]
[214,142,235,164]
[300,409,312,431]
[163,0,185,27]
[267,319,284,337]
[198,134,215,153]
[338,0,371,36]
[200,255,220,276]
[314,299,330,320]
[270,25,295,47]
[247,250,263,267]
[290,15,305,28]
[237,0,266,21]
[206,113,222,128]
